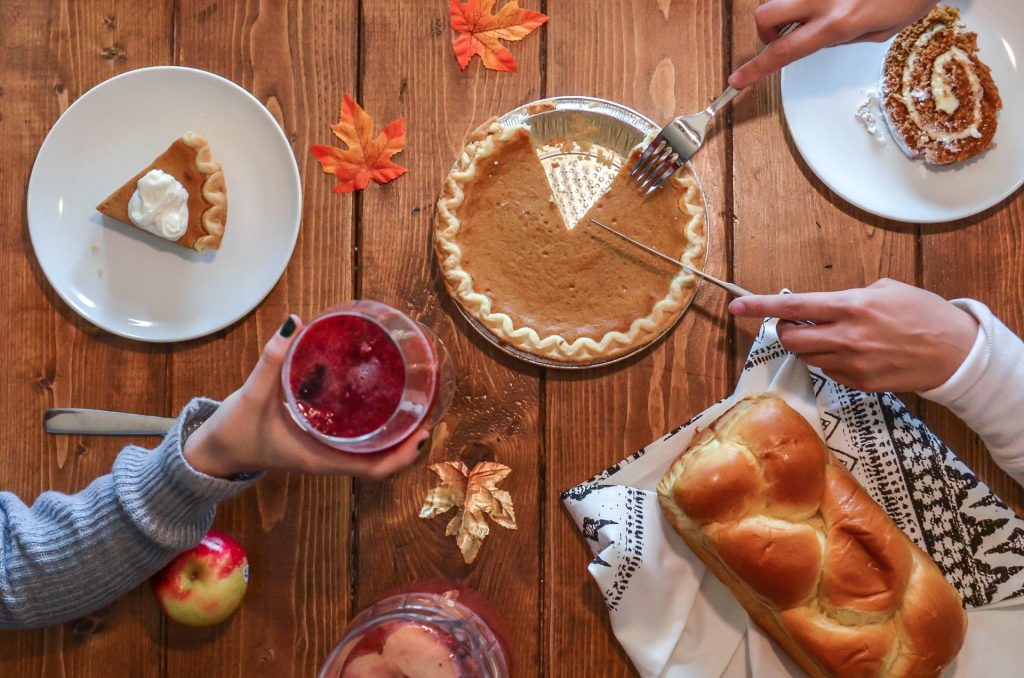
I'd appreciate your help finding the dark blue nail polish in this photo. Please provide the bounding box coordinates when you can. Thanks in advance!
[279,316,296,337]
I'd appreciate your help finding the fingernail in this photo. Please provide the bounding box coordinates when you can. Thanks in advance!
[728,299,746,314]
[279,316,296,337]
[417,437,430,454]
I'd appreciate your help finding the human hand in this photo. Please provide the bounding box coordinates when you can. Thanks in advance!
[728,0,937,89]
[728,279,978,393]
[183,316,429,480]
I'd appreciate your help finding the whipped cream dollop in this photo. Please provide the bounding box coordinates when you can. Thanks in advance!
[854,88,888,145]
[127,169,189,240]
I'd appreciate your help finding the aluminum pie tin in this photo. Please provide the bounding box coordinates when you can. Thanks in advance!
[440,95,711,371]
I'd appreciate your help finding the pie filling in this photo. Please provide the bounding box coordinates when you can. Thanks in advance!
[96,132,227,252]
[436,123,707,363]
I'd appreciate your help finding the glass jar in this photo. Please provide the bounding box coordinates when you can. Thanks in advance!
[319,583,509,678]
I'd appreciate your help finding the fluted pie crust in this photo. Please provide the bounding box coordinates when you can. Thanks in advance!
[96,132,227,251]
[435,123,707,364]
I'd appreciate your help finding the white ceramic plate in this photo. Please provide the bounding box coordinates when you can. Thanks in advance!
[780,0,1023,223]
[28,66,301,342]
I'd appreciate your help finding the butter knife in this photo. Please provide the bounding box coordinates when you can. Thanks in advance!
[44,408,175,436]
[589,218,753,297]
[589,218,814,326]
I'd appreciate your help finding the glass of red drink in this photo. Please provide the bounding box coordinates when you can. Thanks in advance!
[281,300,454,453]
[318,581,510,678]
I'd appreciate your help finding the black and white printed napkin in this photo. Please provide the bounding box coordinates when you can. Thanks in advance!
[562,317,1024,677]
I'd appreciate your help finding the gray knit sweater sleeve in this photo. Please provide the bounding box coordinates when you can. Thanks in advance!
[0,398,259,629]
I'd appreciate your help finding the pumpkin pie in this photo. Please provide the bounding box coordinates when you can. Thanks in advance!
[435,123,707,364]
[96,132,227,251]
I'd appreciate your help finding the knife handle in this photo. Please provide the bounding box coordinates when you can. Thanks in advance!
[44,408,176,436]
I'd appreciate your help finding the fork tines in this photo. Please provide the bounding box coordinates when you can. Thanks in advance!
[630,137,681,194]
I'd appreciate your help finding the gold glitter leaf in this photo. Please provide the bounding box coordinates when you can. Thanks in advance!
[419,460,517,564]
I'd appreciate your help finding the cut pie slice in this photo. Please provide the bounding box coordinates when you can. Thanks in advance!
[435,123,707,364]
[96,132,227,251]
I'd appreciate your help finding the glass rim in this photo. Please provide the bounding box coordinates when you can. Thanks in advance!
[318,592,509,678]
[280,305,438,448]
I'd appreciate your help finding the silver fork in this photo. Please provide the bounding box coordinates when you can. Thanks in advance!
[632,22,799,193]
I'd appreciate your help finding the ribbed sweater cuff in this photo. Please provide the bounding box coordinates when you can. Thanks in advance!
[111,398,261,552]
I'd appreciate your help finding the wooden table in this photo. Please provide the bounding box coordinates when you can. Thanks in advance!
[1,1,1021,676]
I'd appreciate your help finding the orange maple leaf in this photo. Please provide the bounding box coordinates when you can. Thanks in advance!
[311,94,407,193]
[450,0,548,72]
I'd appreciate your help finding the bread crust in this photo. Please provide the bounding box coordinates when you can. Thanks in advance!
[657,394,967,678]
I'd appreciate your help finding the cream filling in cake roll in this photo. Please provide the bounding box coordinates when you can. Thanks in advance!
[901,23,984,143]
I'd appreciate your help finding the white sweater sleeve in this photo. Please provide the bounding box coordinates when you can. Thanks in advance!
[919,299,1024,487]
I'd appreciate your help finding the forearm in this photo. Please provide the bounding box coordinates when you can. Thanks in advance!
[0,398,259,629]
[920,300,1024,486]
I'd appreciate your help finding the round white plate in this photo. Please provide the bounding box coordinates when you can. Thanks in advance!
[780,0,1023,223]
[28,66,301,342]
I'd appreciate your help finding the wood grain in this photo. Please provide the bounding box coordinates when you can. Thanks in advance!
[921,206,1024,515]
[0,2,1021,677]
[0,2,171,676]
[163,1,357,676]
[354,2,543,676]
[730,0,917,375]
[543,1,729,676]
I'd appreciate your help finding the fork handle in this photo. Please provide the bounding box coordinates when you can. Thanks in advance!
[704,86,741,118]
[702,22,799,118]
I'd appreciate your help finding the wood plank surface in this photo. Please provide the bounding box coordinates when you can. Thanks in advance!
[163,1,358,677]
[0,1,1022,677]
[354,2,543,676]
[543,1,730,676]
[0,2,171,676]
[730,0,917,363]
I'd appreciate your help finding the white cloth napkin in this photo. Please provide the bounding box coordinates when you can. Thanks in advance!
[563,317,1024,677]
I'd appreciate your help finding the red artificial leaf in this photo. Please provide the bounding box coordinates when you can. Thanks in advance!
[311,94,407,193]
[450,0,548,72]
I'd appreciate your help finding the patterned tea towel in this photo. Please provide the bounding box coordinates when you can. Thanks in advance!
[563,317,1024,677]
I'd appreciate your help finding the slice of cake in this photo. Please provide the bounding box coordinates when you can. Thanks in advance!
[880,5,1001,165]
[97,133,227,251]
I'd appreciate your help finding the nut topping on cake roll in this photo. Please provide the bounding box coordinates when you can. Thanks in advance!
[881,5,1002,165]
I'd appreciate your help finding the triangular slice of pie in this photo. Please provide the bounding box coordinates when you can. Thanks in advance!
[435,123,707,365]
[97,132,227,251]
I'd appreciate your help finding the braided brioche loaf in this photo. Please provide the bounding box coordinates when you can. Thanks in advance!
[657,394,967,678]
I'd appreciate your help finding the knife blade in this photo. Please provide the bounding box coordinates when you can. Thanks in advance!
[588,218,754,297]
[44,408,175,436]
[588,218,816,326]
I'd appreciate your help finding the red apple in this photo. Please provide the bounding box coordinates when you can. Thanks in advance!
[151,530,249,627]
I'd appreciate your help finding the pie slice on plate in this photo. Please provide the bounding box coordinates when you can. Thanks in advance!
[435,122,707,365]
[96,132,227,251]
